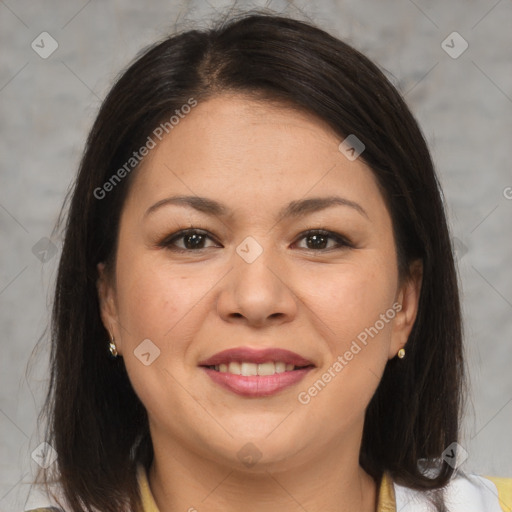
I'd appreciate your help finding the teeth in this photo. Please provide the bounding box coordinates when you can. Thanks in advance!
[228,362,241,375]
[213,361,300,375]
[275,362,286,373]
[241,362,258,376]
[257,362,275,376]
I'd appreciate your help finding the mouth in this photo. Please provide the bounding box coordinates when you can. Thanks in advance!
[204,361,313,375]
[198,347,315,397]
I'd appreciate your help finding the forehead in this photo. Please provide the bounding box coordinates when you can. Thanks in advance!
[148,94,340,166]
[122,93,383,220]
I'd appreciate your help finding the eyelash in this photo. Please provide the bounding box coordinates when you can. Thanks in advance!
[158,227,353,253]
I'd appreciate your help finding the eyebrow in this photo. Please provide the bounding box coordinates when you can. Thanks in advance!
[144,194,369,221]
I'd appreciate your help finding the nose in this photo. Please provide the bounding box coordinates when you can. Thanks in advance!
[216,242,298,327]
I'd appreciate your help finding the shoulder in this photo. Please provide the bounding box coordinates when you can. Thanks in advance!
[484,475,512,512]
[392,472,512,512]
[25,509,63,512]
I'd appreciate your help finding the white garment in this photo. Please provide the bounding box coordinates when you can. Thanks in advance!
[394,472,504,512]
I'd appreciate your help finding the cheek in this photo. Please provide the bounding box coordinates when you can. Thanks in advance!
[112,255,216,432]
[294,262,398,429]
[115,255,206,340]
[303,260,398,350]
[112,252,222,398]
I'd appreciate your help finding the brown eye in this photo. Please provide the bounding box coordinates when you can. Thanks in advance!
[159,228,352,253]
[160,229,220,251]
[294,230,352,251]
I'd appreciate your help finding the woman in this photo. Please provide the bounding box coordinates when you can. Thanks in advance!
[26,11,511,512]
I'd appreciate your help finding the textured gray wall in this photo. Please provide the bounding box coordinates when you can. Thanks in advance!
[1,0,511,510]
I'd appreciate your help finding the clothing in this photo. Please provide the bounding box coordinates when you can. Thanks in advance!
[25,465,512,512]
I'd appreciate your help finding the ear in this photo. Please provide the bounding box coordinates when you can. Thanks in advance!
[388,259,423,359]
[96,262,122,354]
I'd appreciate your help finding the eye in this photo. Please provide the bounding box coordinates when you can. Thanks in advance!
[159,229,221,252]
[158,228,352,253]
[293,229,352,251]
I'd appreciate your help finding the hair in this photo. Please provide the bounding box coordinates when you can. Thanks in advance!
[38,9,466,512]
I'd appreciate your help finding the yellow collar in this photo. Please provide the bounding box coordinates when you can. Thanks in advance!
[137,465,160,512]
[376,471,396,511]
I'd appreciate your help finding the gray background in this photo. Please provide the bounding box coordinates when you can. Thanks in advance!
[1,0,511,510]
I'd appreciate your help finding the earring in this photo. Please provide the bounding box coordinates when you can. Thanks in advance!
[397,348,406,359]
[108,329,118,357]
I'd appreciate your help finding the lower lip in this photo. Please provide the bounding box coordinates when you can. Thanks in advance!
[201,367,313,397]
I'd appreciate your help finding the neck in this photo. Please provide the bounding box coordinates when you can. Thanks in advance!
[147,432,378,512]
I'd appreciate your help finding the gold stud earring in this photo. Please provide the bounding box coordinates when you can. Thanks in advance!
[397,348,405,359]
[108,329,118,358]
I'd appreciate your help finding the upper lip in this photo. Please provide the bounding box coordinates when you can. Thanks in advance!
[198,347,315,367]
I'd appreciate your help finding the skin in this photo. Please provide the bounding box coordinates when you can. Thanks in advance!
[97,93,422,512]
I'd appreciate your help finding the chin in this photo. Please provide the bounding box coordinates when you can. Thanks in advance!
[206,431,308,473]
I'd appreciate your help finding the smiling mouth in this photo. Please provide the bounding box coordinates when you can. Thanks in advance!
[203,361,314,376]
[198,347,316,396]
[200,362,315,397]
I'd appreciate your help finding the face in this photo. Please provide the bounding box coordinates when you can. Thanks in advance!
[97,93,421,473]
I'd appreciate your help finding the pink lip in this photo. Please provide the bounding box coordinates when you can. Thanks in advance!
[198,347,315,398]
[201,367,314,397]
[198,347,314,367]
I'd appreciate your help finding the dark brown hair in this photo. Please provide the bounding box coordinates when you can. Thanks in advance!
[39,10,466,512]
